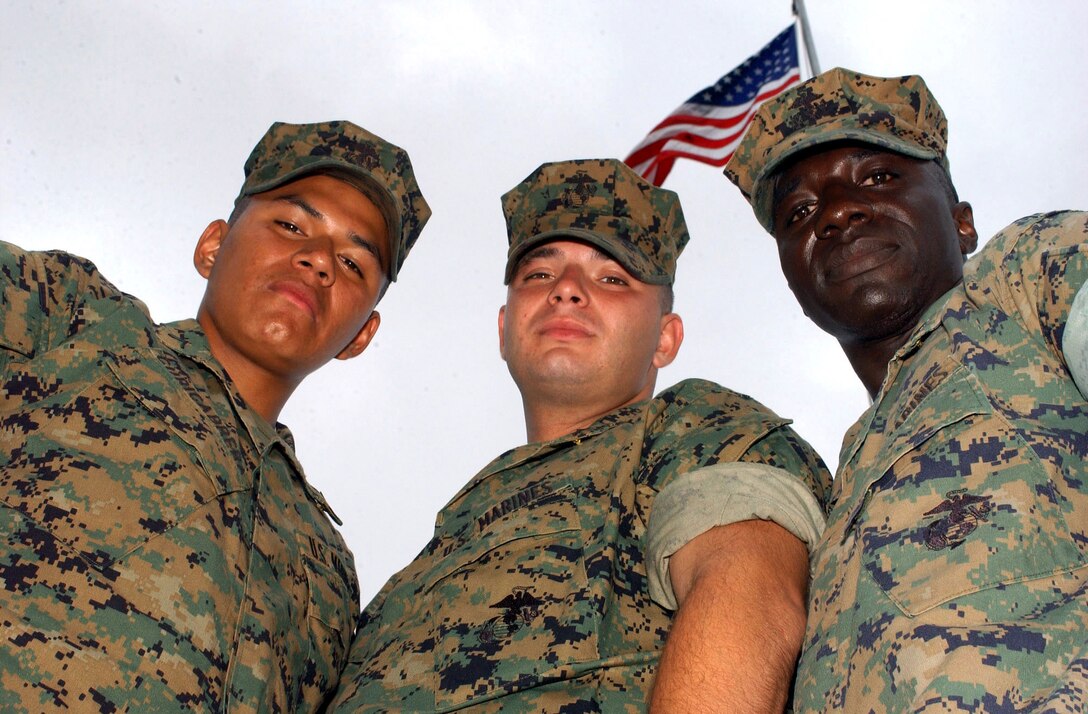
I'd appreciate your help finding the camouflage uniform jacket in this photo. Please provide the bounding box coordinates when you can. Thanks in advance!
[0,242,360,712]
[330,378,830,712]
[795,211,1088,712]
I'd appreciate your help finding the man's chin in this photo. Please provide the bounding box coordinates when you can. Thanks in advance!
[512,359,595,391]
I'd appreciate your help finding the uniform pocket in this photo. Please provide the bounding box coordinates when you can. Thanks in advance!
[303,548,356,677]
[858,365,1085,617]
[428,479,596,709]
[0,350,229,570]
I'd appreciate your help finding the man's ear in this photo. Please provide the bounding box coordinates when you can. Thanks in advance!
[498,305,508,361]
[953,201,978,256]
[336,311,382,361]
[194,220,229,279]
[653,312,684,369]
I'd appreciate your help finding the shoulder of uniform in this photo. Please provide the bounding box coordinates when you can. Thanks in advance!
[653,377,785,423]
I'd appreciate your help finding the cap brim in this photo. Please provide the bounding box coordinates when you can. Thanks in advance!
[503,228,670,286]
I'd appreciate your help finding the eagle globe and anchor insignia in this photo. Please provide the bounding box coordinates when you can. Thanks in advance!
[479,587,544,643]
[922,489,994,551]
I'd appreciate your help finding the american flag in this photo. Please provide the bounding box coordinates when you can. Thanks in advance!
[625,25,801,186]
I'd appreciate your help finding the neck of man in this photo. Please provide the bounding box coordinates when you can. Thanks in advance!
[201,330,299,425]
[520,381,657,444]
[840,329,916,401]
[230,371,296,426]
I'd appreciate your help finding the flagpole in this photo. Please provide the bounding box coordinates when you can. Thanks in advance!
[792,0,821,76]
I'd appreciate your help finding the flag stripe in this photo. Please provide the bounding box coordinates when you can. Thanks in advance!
[624,25,799,185]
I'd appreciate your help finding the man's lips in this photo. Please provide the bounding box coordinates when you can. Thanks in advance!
[824,238,898,283]
[270,280,318,318]
[539,318,594,340]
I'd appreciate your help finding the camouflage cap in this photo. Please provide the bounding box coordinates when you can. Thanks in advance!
[724,68,949,232]
[501,159,689,286]
[237,120,430,281]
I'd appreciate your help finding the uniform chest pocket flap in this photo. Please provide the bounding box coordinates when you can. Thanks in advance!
[858,363,1085,617]
[426,479,597,709]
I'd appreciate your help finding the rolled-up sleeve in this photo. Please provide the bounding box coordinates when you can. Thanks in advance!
[645,462,826,611]
[1063,279,1088,399]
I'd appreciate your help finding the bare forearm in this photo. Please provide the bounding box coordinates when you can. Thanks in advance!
[649,521,808,713]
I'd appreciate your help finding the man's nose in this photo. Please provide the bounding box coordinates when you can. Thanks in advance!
[549,267,588,304]
[295,238,335,285]
[817,185,873,240]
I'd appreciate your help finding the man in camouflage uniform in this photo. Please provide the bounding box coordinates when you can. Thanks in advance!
[330,158,831,712]
[0,121,430,711]
[725,67,1088,711]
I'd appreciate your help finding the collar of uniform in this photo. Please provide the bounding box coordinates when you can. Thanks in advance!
[157,318,229,380]
[880,285,959,394]
[441,399,650,510]
[157,319,345,526]
[838,284,960,473]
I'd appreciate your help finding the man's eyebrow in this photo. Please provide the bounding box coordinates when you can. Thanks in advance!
[773,175,803,206]
[850,147,885,161]
[348,232,385,265]
[521,245,560,262]
[277,195,323,220]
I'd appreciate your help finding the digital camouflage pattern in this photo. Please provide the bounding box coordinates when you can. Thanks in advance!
[0,242,359,711]
[329,378,831,712]
[501,158,689,285]
[795,211,1088,712]
[724,67,949,232]
[240,120,431,281]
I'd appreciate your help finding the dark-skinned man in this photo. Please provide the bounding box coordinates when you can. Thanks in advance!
[726,67,1088,712]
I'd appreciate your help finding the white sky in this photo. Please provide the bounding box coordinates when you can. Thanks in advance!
[4,1,1086,603]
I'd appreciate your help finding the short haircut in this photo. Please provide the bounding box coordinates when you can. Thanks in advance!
[227,196,250,225]
[930,160,959,204]
[659,283,674,314]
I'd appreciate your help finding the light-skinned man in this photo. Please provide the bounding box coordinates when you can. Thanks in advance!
[331,158,831,712]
